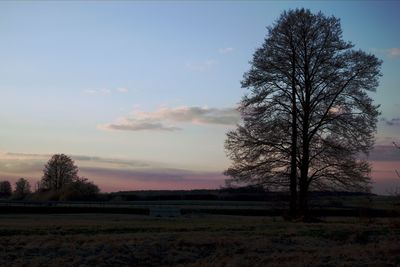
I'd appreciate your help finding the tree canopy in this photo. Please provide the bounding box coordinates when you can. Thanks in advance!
[13,178,31,199]
[40,154,79,191]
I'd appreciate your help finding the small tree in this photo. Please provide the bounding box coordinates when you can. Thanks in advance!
[0,181,12,198]
[13,178,31,199]
[41,154,79,191]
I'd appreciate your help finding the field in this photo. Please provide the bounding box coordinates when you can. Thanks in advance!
[1,213,400,266]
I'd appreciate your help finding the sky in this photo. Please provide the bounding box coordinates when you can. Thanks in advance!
[0,1,399,194]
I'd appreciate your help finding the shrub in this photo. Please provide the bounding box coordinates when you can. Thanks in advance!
[0,181,12,198]
[59,177,100,201]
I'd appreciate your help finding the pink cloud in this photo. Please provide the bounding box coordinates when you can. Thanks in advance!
[0,149,398,195]
[99,106,240,132]
[370,160,400,194]
[79,167,226,192]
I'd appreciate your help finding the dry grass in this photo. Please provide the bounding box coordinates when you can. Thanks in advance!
[0,214,399,266]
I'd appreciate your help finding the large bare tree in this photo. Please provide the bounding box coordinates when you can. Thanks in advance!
[225,9,382,218]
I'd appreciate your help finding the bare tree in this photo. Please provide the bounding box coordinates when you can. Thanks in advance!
[40,154,79,191]
[13,178,31,199]
[394,142,400,178]
[225,9,382,219]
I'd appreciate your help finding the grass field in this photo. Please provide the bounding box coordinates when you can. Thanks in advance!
[0,213,399,266]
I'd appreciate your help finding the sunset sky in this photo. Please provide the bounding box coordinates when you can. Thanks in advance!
[0,1,399,194]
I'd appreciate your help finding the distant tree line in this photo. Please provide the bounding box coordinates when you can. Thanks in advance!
[0,154,100,201]
[103,187,372,202]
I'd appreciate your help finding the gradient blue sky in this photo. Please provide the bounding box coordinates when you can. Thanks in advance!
[0,1,399,193]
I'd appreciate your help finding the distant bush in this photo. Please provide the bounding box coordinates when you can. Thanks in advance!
[59,177,100,201]
[0,181,12,199]
[32,177,100,201]
[31,190,61,201]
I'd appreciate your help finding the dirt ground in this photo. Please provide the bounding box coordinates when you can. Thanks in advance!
[0,214,399,266]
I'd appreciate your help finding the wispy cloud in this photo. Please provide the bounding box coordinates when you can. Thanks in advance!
[367,145,400,161]
[116,87,129,93]
[0,152,226,192]
[83,87,129,95]
[83,89,99,94]
[387,48,400,58]
[98,120,181,132]
[381,117,400,126]
[1,152,151,170]
[185,59,218,71]
[82,88,111,95]
[219,47,235,54]
[134,106,240,125]
[98,106,240,132]
[77,167,226,191]
[371,48,400,59]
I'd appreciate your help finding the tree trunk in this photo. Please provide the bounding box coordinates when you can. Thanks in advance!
[299,57,311,220]
[299,175,309,219]
[299,135,310,219]
[289,51,298,219]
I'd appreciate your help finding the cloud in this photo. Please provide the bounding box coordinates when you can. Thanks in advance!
[387,48,400,58]
[83,88,111,95]
[367,145,400,161]
[1,152,151,170]
[81,167,196,183]
[82,87,129,95]
[78,167,226,191]
[6,152,49,158]
[98,121,181,132]
[135,106,240,125]
[82,89,98,94]
[371,48,400,59]
[0,151,226,192]
[381,117,400,126]
[185,59,218,71]
[219,47,235,54]
[116,87,129,93]
[98,106,240,132]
